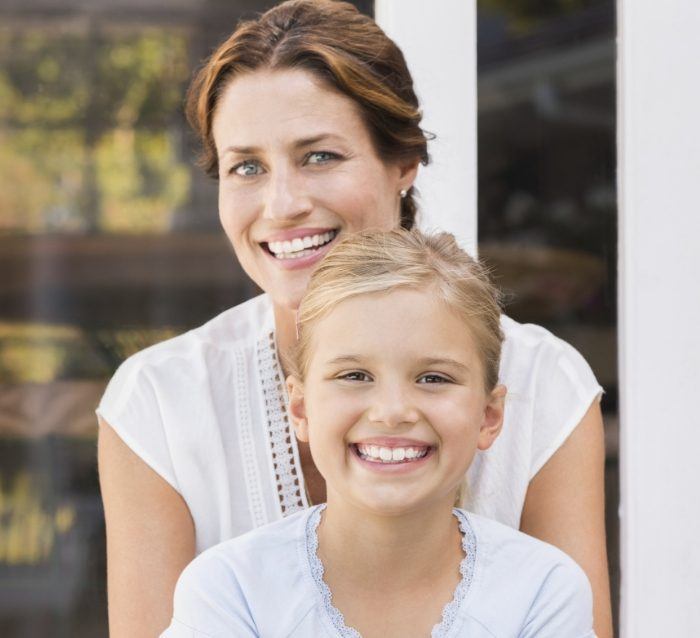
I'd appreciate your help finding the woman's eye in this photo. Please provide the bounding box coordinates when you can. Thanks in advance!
[338,371,371,382]
[305,151,338,165]
[418,374,450,385]
[231,160,263,176]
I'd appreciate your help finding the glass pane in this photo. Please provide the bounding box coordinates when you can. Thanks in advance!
[0,2,371,636]
[477,0,618,630]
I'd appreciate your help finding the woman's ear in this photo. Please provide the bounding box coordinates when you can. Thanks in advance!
[477,384,506,451]
[286,375,309,442]
[397,157,420,193]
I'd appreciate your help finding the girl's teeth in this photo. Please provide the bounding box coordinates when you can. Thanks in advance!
[356,444,429,463]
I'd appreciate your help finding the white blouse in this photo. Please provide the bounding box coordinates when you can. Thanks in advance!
[160,505,595,638]
[96,293,602,554]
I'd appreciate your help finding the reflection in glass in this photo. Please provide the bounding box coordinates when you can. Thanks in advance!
[477,0,618,629]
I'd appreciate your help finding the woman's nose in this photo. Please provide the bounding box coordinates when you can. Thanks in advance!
[263,165,312,222]
[367,384,420,429]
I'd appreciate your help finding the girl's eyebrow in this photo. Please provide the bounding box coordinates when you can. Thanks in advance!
[325,355,364,365]
[418,357,471,374]
[324,355,471,373]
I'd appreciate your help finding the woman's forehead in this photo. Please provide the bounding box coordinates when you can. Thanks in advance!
[212,68,369,150]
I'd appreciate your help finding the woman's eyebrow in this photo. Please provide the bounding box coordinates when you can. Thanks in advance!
[293,133,344,149]
[219,144,259,158]
[219,134,343,159]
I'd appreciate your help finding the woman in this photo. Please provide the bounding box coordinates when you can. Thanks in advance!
[97,1,612,636]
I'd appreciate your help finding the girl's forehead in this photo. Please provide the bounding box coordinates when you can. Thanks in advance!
[308,289,478,360]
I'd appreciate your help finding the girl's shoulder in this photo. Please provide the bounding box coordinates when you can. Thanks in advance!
[169,508,318,636]
[458,509,593,635]
[461,508,586,571]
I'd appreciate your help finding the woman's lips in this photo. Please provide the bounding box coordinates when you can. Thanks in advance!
[261,228,340,270]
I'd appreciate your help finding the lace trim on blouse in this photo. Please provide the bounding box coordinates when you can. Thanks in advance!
[305,504,477,638]
[257,331,308,517]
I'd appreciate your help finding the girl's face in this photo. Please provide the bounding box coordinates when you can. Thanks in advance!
[288,288,506,516]
[212,69,418,311]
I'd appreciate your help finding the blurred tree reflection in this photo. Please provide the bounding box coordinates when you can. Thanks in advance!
[0,26,191,234]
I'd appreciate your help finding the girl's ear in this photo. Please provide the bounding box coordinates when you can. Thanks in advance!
[477,384,506,451]
[286,375,309,442]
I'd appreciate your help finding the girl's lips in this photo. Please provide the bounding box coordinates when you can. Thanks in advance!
[261,229,340,271]
[352,437,433,448]
[350,443,435,475]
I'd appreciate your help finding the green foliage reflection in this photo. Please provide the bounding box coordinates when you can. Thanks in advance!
[0,26,192,234]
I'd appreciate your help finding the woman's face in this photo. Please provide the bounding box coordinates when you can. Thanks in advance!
[287,288,506,517]
[211,69,417,310]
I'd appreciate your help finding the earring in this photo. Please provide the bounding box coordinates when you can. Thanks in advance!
[399,189,408,198]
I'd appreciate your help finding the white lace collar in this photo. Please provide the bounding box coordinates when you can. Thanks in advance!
[256,327,310,517]
[304,504,477,638]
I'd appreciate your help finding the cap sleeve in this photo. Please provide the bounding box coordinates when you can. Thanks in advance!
[161,549,258,638]
[96,354,180,494]
[520,558,595,638]
[529,335,603,479]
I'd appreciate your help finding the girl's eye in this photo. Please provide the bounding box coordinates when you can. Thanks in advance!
[231,160,263,177]
[417,374,451,385]
[338,371,371,382]
[305,151,339,165]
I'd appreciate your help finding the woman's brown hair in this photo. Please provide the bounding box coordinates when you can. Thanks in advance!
[185,0,431,229]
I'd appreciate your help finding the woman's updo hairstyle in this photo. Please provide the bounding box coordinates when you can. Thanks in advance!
[186,0,431,229]
[289,229,505,392]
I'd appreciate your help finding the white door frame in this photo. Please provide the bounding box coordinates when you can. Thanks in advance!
[375,0,478,254]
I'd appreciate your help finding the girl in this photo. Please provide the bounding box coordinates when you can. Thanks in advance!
[97,1,610,635]
[161,229,594,638]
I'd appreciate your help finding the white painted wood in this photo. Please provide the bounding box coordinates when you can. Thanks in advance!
[375,0,478,254]
[618,0,700,635]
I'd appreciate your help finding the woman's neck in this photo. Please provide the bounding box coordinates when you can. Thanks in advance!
[273,302,298,377]
[317,492,464,593]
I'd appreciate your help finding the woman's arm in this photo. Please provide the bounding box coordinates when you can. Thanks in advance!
[98,418,196,638]
[519,400,613,638]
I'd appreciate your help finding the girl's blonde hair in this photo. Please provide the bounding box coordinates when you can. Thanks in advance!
[289,228,504,392]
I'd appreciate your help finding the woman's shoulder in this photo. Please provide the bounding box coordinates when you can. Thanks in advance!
[102,294,272,391]
[498,314,600,396]
[126,294,271,367]
[500,314,584,361]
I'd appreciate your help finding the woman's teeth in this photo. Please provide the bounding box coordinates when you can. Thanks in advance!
[267,230,337,259]
[355,444,429,464]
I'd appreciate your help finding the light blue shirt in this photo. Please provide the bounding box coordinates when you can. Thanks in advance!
[162,505,594,638]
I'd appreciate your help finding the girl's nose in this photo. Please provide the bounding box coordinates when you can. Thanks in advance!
[367,384,420,429]
[263,166,312,222]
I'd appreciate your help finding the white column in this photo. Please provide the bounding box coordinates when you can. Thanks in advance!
[375,0,478,254]
[618,1,700,635]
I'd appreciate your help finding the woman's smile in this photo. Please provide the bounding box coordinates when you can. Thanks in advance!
[260,227,340,270]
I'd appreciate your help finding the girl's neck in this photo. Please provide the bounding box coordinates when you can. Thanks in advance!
[317,492,464,591]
